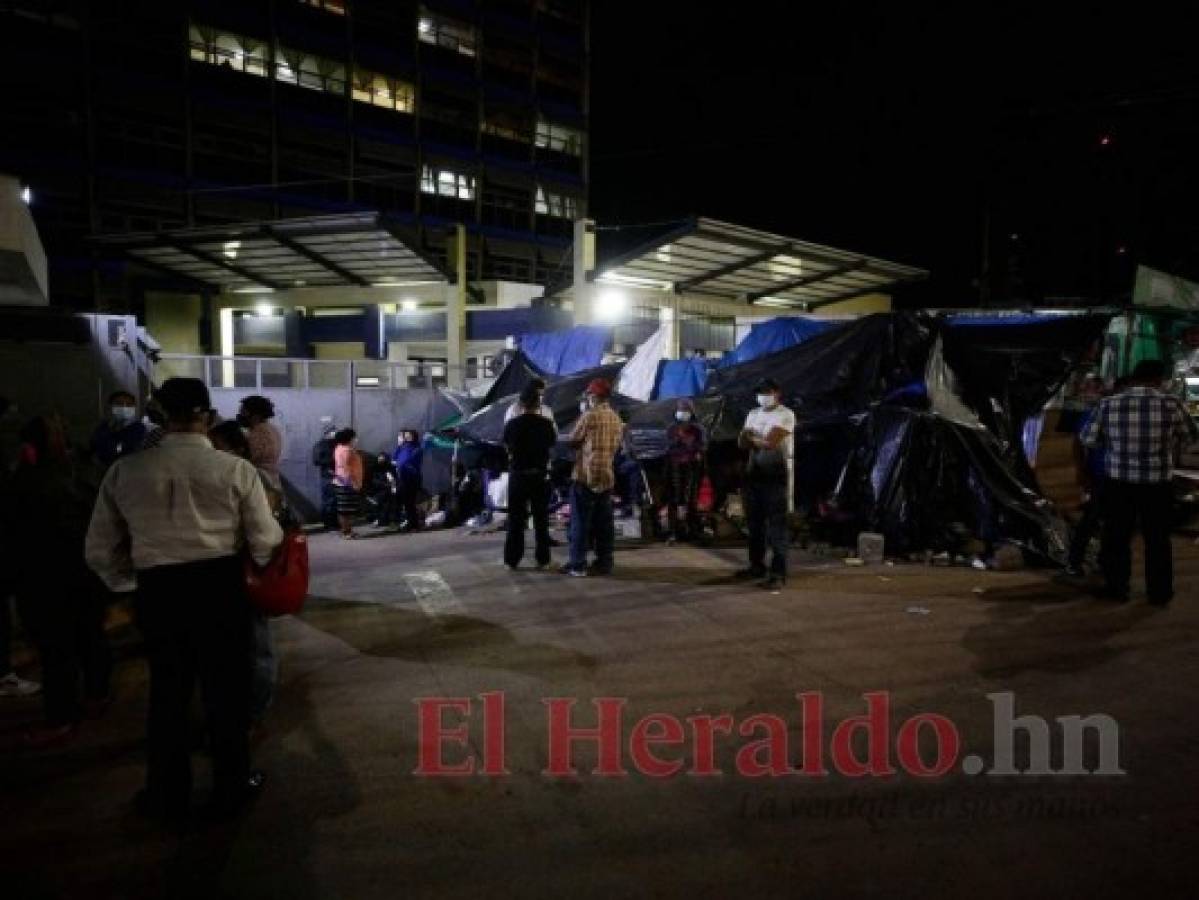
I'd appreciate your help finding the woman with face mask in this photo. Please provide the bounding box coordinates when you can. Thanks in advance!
[391,430,425,531]
[89,391,146,469]
[237,395,282,492]
[663,399,706,543]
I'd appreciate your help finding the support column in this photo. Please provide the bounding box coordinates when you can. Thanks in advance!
[572,217,596,325]
[447,224,467,389]
[387,341,410,388]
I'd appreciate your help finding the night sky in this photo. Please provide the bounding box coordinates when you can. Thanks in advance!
[588,2,1197,308]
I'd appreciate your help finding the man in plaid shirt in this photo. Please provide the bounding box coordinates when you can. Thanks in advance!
[1081,359,1197,604]
[561,378,624,577]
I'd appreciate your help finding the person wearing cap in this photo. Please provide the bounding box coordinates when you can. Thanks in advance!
[561,378,624,577]
[502,384,559,569]
[504,377,558,435]
[663,398,706,542]
[85,377,283,821]
[736,378,795,589]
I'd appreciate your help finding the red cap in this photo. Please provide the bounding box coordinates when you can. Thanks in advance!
[585,378,612,398]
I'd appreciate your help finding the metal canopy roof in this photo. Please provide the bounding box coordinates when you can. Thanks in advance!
[592,217,927,310]
[93,213,450,292]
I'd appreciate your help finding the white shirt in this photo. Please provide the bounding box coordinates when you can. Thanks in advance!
[744,403,797,510]
[505,401,558,435]
[85,433,283,592]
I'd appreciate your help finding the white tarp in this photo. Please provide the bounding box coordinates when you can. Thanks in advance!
[616,324,669,401]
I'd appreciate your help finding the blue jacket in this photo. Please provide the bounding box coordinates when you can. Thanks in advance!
[392,443,423,486]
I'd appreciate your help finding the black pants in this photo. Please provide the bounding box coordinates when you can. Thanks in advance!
[745,480,788,576]
[398,481,422,529]
[1067,484,1104,569]
[135,556,252,811]
[505,471,552,567]
[665,460,702,540]
[1100,480,1173,602]
[16,572,111,727]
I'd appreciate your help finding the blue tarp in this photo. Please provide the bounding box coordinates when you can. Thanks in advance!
[656,358,709,399]
[945,313,1070,327]
[718,316,838,367]
[518,325,609,375]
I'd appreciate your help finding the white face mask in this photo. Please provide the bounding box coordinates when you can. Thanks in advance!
[112,406,137,423]
[579,400,590,413]
[757,394,777,410]
[675,411,692,422]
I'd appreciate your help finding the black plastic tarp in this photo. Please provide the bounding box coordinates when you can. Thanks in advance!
[452,361,628,445]
[626,312,932,453]
[937,314,1111,482]
[479,350,547,409]
[832,406,1069,562]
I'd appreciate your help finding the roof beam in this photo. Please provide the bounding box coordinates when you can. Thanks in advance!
[803,278,912,311]
[692,226,859,270]
[673,242,795,293]
[262,225,370,286]
[746,260,867,303]
[158,237,283,290]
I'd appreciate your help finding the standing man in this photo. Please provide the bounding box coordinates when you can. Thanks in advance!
[504,377,558,433]
[664,398,706,542]
[90,391,146,469]
[86,378,283,821]
[503,385,558,570]
[736,378,795,590]
[1082,359,1197,605]
[561,378,624,577]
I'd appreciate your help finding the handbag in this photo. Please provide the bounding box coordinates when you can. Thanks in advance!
[244,527,309,617]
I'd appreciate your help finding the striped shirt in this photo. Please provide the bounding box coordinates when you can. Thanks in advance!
[1081,387,1197,484]
[85,432,283,592]
[569,403,624,492]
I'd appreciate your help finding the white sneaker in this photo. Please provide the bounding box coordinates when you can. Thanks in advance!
[0,672,41,697]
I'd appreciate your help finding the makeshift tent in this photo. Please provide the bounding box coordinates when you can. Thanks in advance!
[616,325,669,401]
[656,358,709,399]
[453,362,629,445]
[937,313,1111,485]
[833,406,1069,563]
[718,316,838,368]
[519,325,609,375]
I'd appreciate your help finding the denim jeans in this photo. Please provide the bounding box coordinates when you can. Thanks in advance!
[568,482,615,572]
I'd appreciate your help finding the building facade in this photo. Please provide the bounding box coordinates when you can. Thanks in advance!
[0,0,588,313]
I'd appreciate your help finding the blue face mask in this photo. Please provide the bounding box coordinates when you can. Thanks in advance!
[112,406,137,424]
[675,411,692,422]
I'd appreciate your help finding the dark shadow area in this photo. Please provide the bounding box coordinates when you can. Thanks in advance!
[960,594,1159,678]
[300,598,597,678]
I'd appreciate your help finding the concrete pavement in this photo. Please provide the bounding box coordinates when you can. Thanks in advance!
[2,527,1198,898]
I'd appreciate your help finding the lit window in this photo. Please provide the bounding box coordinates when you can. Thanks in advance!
[417,7,477,57]
[535,120,583,156]
[298,0,347,14]
[188,24,269,78]
[274,43,346,94]
[421,165,476,201]
[535,186,577,219]
[352,67,415,113]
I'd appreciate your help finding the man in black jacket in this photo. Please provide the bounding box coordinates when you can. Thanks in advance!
[502,386,559,569]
